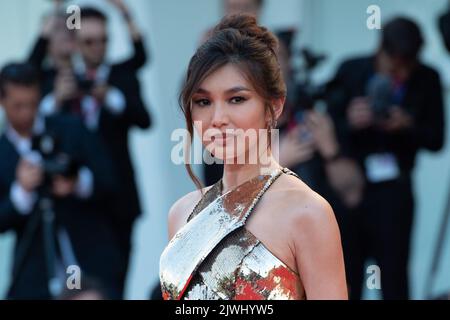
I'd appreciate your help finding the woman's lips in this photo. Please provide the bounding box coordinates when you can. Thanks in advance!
[211,133,235,145]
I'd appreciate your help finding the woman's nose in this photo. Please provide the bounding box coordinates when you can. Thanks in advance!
[211,104,229,129]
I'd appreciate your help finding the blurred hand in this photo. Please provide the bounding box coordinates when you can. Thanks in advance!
[380,106,414,132]
[279,125,316,167]
[55,69,79,106]
[41,14,59,38]
[17,159,43,192]
[306,111,339,160]
[91,84,109,103]
[347,97,374,130]
[109,0,141,40]
[108,0,130,16]
[53,0,65,7]
[41,0,66,37]
[52,175,77,198]
[325,158,365,209]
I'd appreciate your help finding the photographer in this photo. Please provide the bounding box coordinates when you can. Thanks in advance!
[37,3,151,297]
[27,1,75,98]
[276,29,364,210]
[0,63,122,299]
[327,17,445,299]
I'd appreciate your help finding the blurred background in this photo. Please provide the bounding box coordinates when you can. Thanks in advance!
[0,0,449,300]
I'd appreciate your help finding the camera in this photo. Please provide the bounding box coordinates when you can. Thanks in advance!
[32,132,80,191]
[366,73,394,119]
[75,73,95,94]
[289,48,330,141]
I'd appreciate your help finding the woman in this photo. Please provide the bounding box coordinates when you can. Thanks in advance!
[160,14,347,300]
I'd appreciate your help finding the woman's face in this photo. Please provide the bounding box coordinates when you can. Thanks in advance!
[191,63,270,164]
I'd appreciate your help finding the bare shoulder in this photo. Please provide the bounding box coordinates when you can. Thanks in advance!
[272,174,347,299]
[167,185,213,240]
[270,174,337,235]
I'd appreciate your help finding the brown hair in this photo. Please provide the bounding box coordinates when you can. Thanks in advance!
[180,14,286,189]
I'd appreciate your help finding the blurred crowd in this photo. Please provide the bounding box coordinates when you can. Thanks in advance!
[0,0,151,299]
[202,0,447,300]
[0,0,448,300]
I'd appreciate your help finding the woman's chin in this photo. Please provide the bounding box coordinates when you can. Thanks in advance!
[206,142,267,165]
[208,151,252,165]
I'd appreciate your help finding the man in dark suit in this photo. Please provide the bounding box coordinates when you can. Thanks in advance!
[0,62,123,299]
[327,17,445,299]
[38,5,151,296]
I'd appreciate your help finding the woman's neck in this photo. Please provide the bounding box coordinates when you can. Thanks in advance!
[221,154,281,193]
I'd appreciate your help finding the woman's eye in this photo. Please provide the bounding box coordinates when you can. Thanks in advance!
[194,99,211,107]
[229,96,247,104]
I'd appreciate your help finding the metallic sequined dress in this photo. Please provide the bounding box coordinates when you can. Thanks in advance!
[159,168,306,300]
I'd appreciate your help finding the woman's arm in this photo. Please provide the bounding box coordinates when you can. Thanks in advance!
[293,195,348,300]
[167,196,190,241]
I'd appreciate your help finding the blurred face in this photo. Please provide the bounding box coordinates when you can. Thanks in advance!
[77,18,108,68]
[191,64,276,164]
[50,30,76,62]
[0,84,40,135]
[377,50,415,81]
[224,0,262,17]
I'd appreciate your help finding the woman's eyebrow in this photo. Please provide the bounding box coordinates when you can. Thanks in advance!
[225,86,251,94]
[195,86,251,95]
[195,88,210,94]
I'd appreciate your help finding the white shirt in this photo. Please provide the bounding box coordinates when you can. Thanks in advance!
[6,116,94,215]
[40,59,126,131]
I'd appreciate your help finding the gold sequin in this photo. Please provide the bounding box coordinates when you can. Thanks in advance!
[160,168,305,300]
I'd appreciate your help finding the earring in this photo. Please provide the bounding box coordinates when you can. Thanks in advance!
[270,119,277,129]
